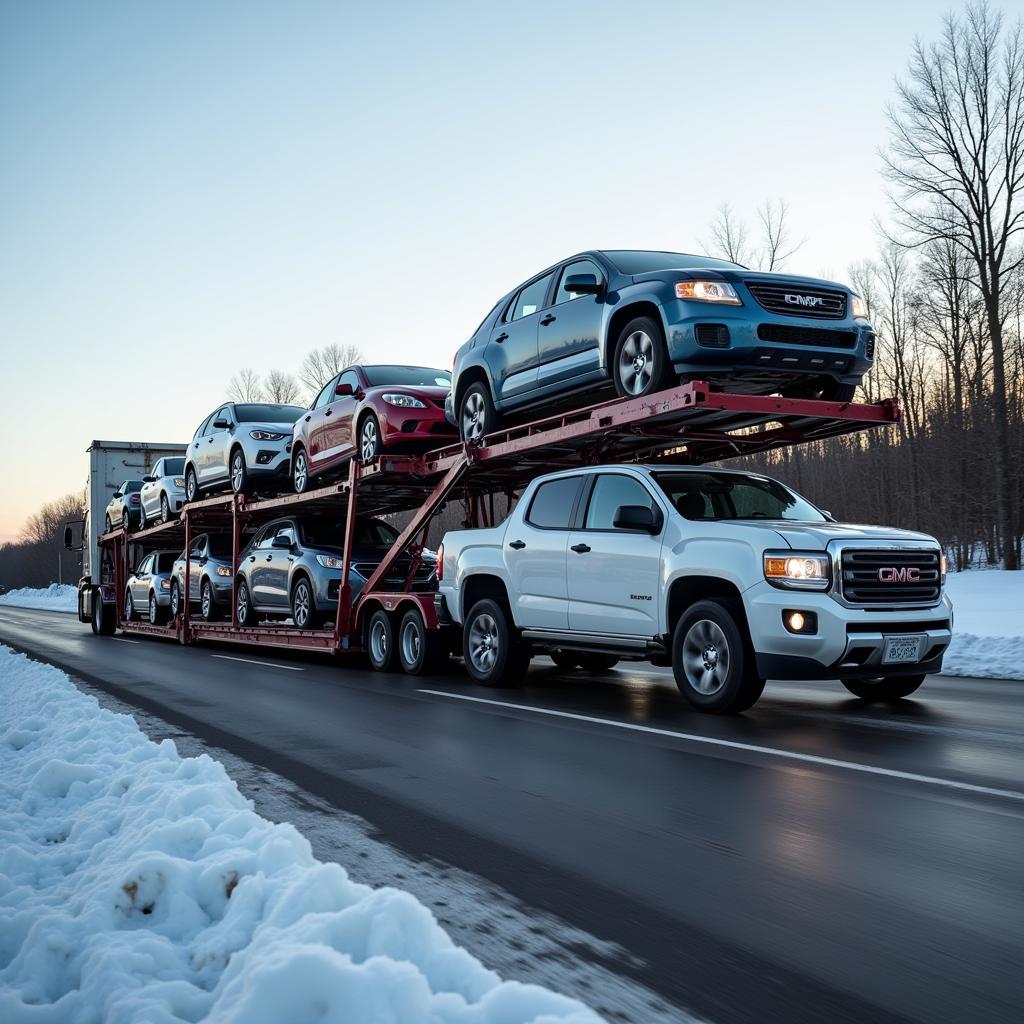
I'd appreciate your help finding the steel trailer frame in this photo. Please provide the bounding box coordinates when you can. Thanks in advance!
[100,381,900,658]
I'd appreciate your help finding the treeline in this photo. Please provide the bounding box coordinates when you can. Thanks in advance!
[0,492,84,591]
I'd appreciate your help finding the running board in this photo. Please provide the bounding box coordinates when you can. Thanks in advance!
[520,628,666,657]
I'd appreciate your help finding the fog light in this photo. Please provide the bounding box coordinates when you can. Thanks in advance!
[783,610,817,634]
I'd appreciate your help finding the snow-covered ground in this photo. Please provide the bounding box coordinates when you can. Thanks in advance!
[0,645,601,1024]
[0,584,77,613]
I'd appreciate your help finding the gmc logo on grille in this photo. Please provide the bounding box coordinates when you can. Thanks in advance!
[877,567,921,583]
[784,293,825,307]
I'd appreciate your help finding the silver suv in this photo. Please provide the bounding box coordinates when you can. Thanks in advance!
[140,456,187,527]
[125,549,178,624]
[184,402,305,501]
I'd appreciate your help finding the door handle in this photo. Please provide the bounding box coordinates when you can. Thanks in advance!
[508,539,526,550]
[305,415,311,422]
[570,543,591,554]
[265,555,273,562]
[540,314,556,325]
[495,332,509,343]
[325,409,332,416]
[208,438,214,443]
[249,556,256,562]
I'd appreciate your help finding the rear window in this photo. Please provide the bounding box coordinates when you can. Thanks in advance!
[362,366,451,388]
[603,250,744,274]
[526,477,581,529]
[234,403,305,424]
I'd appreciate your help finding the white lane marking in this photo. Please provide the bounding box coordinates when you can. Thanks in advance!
[210,654,304,672]
[419,690,1024,803]
[111,637,142,644]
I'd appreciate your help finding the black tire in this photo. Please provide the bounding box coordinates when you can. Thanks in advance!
[550,650,580,670]
[359,414,382,462]
[104,514,112,534]
[235,579,255,627]
[463,598,529,687]
[149,592,166,625]
[290,576,323,630]
[841,675,926,701]
[169,578,181,619]
[672,599,765,714]
[367,609,399,671]
[229,448,248,495]
[124,589,135,622]
[122,510,131,531]
[578,653,620,672]
[161,493,171,523]
[91,593,115,635]
[200,578,221,622]
[292,446,310,494]
[397,607,449,675]
[459,382,499,443]
[185,466,199,503]
[611,315,671,399]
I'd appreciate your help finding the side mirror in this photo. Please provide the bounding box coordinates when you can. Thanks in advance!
[142,475,156,483]
[63,525,73,549]
[212,418,230,429]
[335,382,354,397]
[271,535,293,549]
[613,505,660,534]
[564,273,602,295]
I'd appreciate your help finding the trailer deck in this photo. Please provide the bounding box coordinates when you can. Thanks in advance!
[100,382,900,658]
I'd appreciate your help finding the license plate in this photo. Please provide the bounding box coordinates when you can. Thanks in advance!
[882,634,925,664]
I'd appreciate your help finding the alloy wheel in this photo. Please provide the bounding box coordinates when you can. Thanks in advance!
[201,582,212,620]
[161,495,170,523]
[681,618,730,695]
[360,419,379,462]
[186,470,197,503]
[293,450,308,492]
[617,330,655,396]
[467,612,498,673]
[400,617,422,666]
[293,581,311,629]
[125,591,134,620]
[170,580,180,618]
[149,595,158,625]
[461,391,486,441]
[370,617,390,664]
[230,453,245,493]
[236,584,250,625]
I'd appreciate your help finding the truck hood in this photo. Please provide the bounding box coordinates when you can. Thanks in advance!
[764,521,939,550]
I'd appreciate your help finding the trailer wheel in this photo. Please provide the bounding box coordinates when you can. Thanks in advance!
[463,598,529,687]
[236,579,255,627]
[91,593,115,636]
[841,675,925,701]
[578,653,619,672]
[367,609,399,672]
[672,599,764,714]
[550,650,580,670]
[612,316,670,399]
[398,607,448,675]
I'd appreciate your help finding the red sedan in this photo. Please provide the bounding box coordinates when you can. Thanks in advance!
[290,364,455,492]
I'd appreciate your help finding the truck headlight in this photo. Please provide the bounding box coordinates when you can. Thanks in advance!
[764,551,830,590]
[382,393,426,408]
[851,295,869,319]
[675,280,742,305]
[316,554,345,569]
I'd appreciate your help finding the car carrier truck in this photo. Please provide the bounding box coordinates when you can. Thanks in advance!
[64,440,187,633]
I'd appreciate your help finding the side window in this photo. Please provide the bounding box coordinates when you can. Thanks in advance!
[137,555,153,574]
[212,406,231,431]
[313,377,337,410]
[509,272,555,322]
[151,460,163,477]
[336,370,360,395]
[199,413,216,437]
[585,475,657,531]
[275,524,296,546]
[189,537,203,558]
[526,476,582,529]
[554,259,603,305]
[253,527,272,550]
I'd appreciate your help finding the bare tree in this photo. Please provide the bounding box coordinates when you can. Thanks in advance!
[883,1,1024,567]
[705,200,802,269]
[263,369,302,405]
[299,343,365,398]
[757,199,803,270]
[704,203,751,265]
[226,367,265,403]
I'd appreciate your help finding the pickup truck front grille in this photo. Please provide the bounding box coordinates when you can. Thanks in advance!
[840,549,942,606]
[747,282,847,319]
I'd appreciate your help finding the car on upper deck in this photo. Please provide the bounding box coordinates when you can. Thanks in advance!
[139,456,187,527]
[104,480,144,533]
[447,249,875,441]
[290,364,455,493]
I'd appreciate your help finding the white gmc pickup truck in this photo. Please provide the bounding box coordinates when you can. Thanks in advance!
[436,464,953,713]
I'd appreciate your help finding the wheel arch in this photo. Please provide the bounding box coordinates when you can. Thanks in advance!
[604,300,669,372]
[461,572,513,623]
[454,363,495,419]
[665,575,751,640]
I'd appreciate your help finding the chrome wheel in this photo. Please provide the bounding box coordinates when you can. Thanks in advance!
[236,583,250,625]
[400,617,422,666]
[149,594,158,625]
[186,469,197,503]
[360,418,380,462]
[161,495,170,523]
[370,617,390,664]
[201,582,212,620]
[461,391,486,441]
[467,612,498,673]
[617,330,655,396]
[230,452,245,493]
[125,590,134,621]
[681,618,730,695]
[170,580,180,618]
[293,581,311,629]
[293,450,308,492]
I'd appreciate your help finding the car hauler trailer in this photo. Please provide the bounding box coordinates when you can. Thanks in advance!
[88,382,902,673]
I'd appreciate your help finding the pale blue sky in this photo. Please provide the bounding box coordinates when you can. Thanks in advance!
[0,0,960,540]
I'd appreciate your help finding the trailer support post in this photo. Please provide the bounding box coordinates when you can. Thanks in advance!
[334,459,361,649]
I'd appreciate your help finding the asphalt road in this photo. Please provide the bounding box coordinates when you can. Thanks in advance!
[1,605,1022,1024]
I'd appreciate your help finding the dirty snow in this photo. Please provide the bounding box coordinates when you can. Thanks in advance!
[0,644,602,1024]
[0,584,77,613]
[942,571,1024,680]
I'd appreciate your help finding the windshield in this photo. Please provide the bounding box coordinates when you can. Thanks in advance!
[362,365,452,388]
[234,403,305,424]
[655,472,826,522]
[163,458,185,475]
[301,518,399,549]
[603,250,744,274]
[124,481,143,493]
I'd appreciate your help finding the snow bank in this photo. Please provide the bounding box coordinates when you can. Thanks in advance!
[0,584,77,613]
[942,571,1024,680]
[0,645,602,1024]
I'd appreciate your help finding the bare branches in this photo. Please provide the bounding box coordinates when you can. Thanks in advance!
[704,199,803,270]
[263,370,301,405]
[226,367,265,403]
[299,344,365,399]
